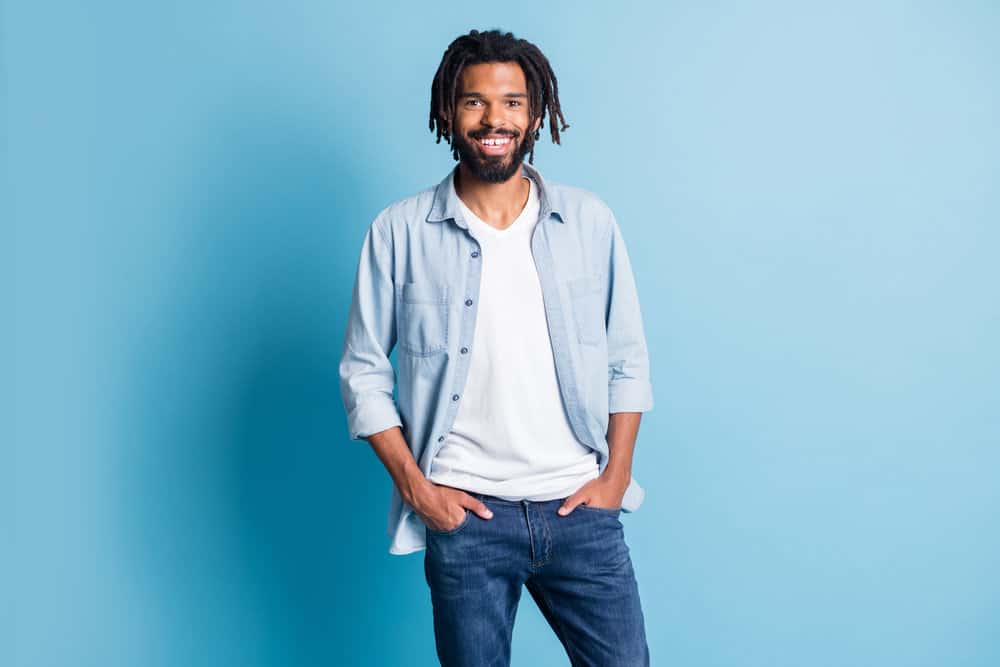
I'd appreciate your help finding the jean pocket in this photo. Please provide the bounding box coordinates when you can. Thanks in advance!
[397,282,449,356]
[426,508,472,535]
[567,274,605,346]
[577,503,622,516]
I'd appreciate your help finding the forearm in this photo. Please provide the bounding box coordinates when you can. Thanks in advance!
[604,412,641,486]
[365,426,430,506]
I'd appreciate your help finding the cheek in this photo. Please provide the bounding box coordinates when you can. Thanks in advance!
[453,110,478,128]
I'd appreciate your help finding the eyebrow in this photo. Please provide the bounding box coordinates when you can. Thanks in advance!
[459,92,529,98]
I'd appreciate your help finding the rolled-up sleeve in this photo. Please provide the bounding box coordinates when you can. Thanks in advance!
[338,215,403,441]
[603,208,654,414]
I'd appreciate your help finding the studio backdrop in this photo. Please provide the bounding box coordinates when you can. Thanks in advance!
[10,1,999,666]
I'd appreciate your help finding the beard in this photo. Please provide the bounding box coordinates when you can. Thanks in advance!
[452,129,532,183]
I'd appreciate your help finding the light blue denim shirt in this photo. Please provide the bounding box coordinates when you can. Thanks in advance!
[339,161,654,555]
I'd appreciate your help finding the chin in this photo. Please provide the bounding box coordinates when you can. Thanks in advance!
[477,162,522,183]
[469,153,524,182]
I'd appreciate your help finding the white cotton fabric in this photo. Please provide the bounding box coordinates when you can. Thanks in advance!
[427,176,600,500]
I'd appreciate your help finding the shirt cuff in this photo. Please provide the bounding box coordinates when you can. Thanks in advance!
[346,396,403,441]
[608,378,654,414]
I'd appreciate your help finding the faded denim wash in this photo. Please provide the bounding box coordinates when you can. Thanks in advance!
[424,491,650,666]
[338,161,654,555]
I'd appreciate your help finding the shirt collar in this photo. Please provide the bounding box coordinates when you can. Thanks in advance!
[426,161,564,228]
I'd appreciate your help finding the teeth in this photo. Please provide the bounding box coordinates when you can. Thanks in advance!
[479,137,509,146]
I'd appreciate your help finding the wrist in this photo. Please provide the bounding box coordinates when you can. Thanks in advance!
[601,467,631,489]
[400,472,433,509]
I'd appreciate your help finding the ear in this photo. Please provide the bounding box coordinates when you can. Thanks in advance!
[530,115,542,134]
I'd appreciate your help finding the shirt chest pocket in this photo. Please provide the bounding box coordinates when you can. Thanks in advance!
[567,273,605,346]
[397,282,450,356]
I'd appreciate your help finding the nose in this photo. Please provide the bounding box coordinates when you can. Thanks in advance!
[482,102,504,129]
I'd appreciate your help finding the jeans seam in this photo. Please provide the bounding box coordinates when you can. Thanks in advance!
[538,504,552,568]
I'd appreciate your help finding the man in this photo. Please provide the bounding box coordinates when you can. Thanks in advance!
[339,28,654,667]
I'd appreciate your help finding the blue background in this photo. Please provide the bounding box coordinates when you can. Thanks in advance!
[9,1,999,665]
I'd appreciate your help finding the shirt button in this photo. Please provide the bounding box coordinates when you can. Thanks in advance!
[460,347,468,354]
[471,250,480,258]
[464,298,473,306]
[452,394,459,401]
[437,436,444,442]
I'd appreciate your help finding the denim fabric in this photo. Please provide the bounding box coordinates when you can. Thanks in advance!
[338,161,655,554]
[424,492,650,666]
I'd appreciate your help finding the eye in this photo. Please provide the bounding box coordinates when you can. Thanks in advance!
[507,100,521,107]
[465,99,483,106]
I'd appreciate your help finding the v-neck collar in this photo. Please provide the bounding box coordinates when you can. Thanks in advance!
[456,176,537,237]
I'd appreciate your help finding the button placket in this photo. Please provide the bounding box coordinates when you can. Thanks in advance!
[432,236,482,456]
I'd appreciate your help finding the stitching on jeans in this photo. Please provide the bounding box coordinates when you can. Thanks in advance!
[536,504,552,569]
[523,503,537,570]
[527,503,551,570]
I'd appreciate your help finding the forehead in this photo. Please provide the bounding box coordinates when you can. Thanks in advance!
[458,61,528,93]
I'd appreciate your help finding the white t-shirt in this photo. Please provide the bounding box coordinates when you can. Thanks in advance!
[426,176,600,500]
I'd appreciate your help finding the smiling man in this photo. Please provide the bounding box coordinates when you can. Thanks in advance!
[339,28,654,666]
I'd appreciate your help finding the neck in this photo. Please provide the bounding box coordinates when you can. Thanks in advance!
[454,161,531,227]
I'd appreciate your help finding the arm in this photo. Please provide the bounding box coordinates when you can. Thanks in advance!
[604,208,654,414]
[365,425,430,508]
[338,217,404,441]
[558,208,653,514]
[603,411,641,490]
[338,219,426,500]
[558,411,641,514]
[603,207,653,487]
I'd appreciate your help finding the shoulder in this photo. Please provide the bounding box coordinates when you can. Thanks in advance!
[545,179,617,237]
[368,184,437,239]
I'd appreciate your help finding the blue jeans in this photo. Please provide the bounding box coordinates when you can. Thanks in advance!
[423,491,650,666]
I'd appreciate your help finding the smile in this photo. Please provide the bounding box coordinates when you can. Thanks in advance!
[475,135,513,155]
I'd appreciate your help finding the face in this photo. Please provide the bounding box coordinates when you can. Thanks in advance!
[449,61,542,183]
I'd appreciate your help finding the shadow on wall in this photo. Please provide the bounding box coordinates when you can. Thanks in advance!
[111,91,432,666]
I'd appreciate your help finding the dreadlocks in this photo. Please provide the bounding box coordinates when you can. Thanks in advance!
[429,29,570,165]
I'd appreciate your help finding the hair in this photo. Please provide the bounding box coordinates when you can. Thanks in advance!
[429,29,570,164]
